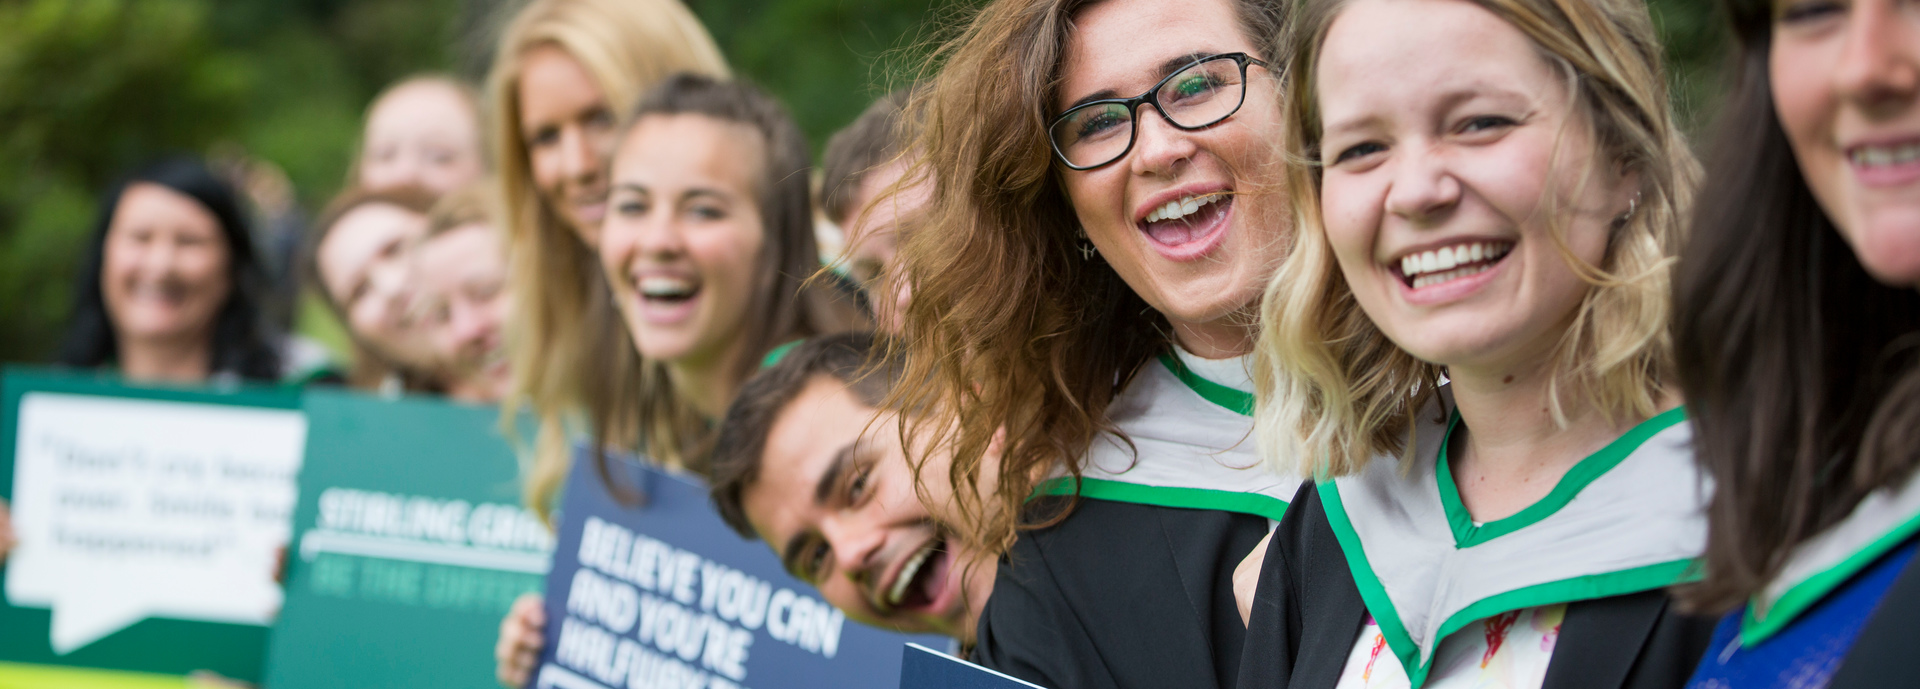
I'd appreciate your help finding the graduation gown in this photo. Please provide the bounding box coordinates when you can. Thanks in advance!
[971,350,1303,689]
[1688,470,1920,688]
[1239,405,1717,689]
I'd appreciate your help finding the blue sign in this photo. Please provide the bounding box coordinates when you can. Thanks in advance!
[532,450,947,689]
[899,644,1046,689]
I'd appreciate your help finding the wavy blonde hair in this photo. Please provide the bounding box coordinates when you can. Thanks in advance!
[486,0,728,521]
[1254,0,1699,478]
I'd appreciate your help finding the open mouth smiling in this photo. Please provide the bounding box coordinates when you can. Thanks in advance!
[874,535,951,616]
[1134,190,1234,260]
[1390,240,1514,290]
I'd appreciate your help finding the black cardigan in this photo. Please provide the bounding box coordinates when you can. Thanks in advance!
[1238,483,1716,689]
[972,497,1270,689]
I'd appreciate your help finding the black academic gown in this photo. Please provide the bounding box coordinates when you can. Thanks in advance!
[1828,551,1920,689]
[1238,483,1717,689]
[972,497,1270,689]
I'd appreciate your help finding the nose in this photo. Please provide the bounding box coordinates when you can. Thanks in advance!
[1835,1,1920,115]
[1383,142,1461,226]
[818,514,886,585]
[1127,106,1199,176]
[370,261,415,324]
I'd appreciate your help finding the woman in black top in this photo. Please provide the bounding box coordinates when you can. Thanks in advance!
[1238,0,1712,687]
[891,0,1298,685]
[58,156,280,384]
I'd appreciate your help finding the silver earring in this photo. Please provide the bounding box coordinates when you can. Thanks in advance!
[1076,227,1097,260]
[1616,194,1640,225]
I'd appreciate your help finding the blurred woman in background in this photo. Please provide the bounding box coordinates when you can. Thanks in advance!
[353,74,488,197]
[307,186,442,392]
[416,182,513,404]
[485,0,729,521]
[1674,0,1920,685]
[58,155,282,384]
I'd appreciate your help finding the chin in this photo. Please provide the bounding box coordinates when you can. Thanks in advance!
[1848,216,1920,288]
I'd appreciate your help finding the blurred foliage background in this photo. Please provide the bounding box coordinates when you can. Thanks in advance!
[0,0,1727,365]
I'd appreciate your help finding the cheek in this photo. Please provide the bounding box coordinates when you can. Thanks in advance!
[1769,41,1834,151]
[1320,179,1382,279]
[1064,171,1127,239]
[701,223,766,296]
[529,148,563,193]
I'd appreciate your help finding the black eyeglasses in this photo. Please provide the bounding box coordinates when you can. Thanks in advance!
[1047,53,1269,171]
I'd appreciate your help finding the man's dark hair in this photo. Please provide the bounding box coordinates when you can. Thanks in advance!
[710,331,898,536]
[819,89,913,228]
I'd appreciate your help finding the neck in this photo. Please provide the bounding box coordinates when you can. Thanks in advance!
[1171,314,1256,359]
[665,338,750,421]
[1445,355,1636,523]
[117,332,214,384]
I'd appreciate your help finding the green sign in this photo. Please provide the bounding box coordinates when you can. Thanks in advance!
[0,366,303,684]
[264,389,551,688]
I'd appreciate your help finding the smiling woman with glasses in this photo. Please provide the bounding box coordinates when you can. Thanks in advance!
[882,0,1298,685]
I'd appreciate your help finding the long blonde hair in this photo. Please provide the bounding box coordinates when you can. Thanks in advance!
[1254,0,1699,478]
[486,0,728,521]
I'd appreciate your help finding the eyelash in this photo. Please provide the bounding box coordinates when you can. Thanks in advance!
[1779,0,1845,24]
[1333,142,1385,165]
[1459,115,1516,133]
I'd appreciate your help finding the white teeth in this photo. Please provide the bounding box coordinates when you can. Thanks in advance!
[888,543,936,606]
[1144,194,1225,223]
[1399,242,1512,282]
[1851,143,1920,167]
[638,276,695,298]
[1411,263,1495,289]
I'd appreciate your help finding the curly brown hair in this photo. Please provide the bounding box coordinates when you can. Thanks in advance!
[887,0,1288,557]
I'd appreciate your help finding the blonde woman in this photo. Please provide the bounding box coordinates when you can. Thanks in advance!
[1239,0,1715,688]
[486,1,726,685]
[487,0,728,521]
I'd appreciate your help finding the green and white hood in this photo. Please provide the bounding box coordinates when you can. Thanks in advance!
[1036,348,1298,522]
[1320,404,1706,688]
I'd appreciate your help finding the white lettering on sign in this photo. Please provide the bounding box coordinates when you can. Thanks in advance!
[551,516,851,688]
[4,393,306,654]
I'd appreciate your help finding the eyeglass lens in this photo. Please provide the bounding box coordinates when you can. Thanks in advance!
[1050,56,1249,169]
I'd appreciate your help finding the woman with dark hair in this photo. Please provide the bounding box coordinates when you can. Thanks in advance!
[1674,1,1920,686]
[57,156,281,383]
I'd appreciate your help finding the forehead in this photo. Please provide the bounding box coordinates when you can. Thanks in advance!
[368,83,477,139]
[1057,0,1253,109]
[320,204,423,277]
[614,114,767,193]
[1317,0,1556,112]
[417,224,500,278]
[741,376,878,541]
[516,44,604,117]
[113,183,219,233]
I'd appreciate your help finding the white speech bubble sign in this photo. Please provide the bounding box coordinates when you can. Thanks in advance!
[4,392,306,654]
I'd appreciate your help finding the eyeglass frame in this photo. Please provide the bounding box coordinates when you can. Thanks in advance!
[1046,52,1271,171]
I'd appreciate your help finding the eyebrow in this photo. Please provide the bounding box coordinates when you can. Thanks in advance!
[779,442,860,573]
[1062,51,1216,112]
